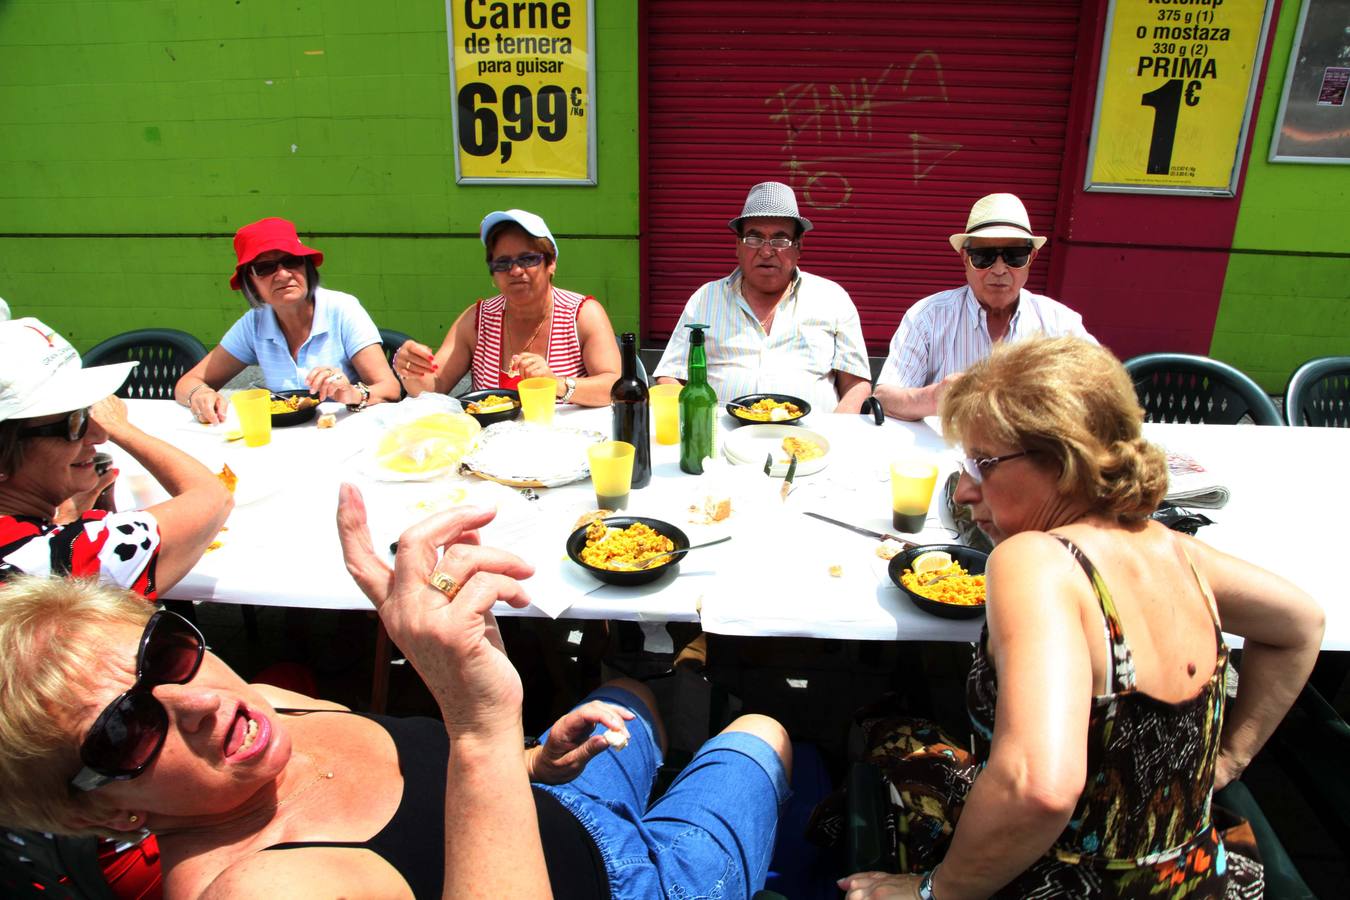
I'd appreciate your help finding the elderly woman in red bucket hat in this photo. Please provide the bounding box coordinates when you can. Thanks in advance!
[174,218,399,424]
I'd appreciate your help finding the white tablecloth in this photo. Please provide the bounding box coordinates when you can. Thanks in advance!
[117,400,1350,649]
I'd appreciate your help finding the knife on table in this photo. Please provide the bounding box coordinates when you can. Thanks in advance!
[803,512,918,548]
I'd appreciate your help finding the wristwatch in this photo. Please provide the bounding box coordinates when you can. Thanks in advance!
[346,381,371,412]
[918,867,939,900]
[560,376,578,404]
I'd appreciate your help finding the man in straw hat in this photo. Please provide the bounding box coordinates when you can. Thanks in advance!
[873,193,1094,421]
[654,182,871,413]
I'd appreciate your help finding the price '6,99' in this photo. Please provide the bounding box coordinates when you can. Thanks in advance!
[457,81,573,163]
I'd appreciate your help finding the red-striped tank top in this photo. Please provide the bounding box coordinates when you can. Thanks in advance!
[471,286,592,391]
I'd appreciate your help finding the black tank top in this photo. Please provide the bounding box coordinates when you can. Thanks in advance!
[263,714,609,899]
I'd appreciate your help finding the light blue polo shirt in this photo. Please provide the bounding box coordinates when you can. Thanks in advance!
[219,286,381,391]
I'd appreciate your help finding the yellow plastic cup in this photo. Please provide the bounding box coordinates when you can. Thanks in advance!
[649,383,682,445]
[890,457,939,533]
[231,389,272,447]
[588,441,636,510]
[518,377,557,425]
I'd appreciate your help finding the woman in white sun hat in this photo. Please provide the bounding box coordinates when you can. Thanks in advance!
[0,317,232,597]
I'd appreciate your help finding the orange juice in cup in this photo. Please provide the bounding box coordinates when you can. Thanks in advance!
[890,457,938,533]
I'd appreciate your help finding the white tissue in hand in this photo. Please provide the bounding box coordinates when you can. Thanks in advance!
[602,729,629,750]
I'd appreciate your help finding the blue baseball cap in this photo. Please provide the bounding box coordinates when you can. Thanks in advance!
[479,209,559,260]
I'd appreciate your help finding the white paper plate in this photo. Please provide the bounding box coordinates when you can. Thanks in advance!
[460,420,606,487]
[722,424,830,477]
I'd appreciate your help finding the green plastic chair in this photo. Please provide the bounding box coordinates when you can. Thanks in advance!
[1283,356,1350,427]
[1124,353,1282,425]
[82,329,207,401]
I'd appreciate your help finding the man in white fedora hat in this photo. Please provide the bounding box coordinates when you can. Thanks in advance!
[873,193,1094,421]
[653,182,871,413]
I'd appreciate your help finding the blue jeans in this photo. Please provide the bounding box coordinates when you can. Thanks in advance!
[535,685,790,900]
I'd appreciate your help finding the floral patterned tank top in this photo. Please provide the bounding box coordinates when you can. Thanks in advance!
[966,536,1242,897]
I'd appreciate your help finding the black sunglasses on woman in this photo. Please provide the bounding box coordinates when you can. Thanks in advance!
[70,610,205,792]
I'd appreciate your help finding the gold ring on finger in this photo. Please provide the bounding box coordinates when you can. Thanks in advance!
[428,571,461,599]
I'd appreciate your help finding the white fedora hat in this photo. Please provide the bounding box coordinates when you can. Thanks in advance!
[728,182,813,234]
[948,193,1047,252]
[0,318,135,421]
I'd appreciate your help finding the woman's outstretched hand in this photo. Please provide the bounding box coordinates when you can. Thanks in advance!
[527,700,635,785]
[335,483,535,741]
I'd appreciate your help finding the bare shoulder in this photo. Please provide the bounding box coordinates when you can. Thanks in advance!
[576,294,615,332]
[987,531,1082,592]
[197,846,410,899]
[985,532,1087,629]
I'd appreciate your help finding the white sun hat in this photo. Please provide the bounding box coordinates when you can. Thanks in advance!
[0,318,136,421]
[948,193,1047,252]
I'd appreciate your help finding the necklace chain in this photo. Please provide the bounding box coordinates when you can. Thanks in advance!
[504,301,551,376]
[275,762,334,811]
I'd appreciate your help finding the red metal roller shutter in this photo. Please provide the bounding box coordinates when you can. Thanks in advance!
[643,0,1083,350]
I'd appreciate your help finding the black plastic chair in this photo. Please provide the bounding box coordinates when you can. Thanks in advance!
[82,329,207,401]
[1283,356,1350,427]
[1123,353,1282,426]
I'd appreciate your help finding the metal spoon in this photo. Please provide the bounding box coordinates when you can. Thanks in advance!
[629,536,733,570]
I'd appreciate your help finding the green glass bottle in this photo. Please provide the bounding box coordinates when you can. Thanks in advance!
[679,323,717,474]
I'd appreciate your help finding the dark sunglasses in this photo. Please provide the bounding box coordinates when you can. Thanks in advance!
[249,254,308,279]
[19,408,90,442]
[70,610,205,792]
[488,252,547,274]
[966,246,1033,270]
[960,450,1036,484]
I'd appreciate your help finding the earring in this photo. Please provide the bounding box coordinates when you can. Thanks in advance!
[128,814,139,825]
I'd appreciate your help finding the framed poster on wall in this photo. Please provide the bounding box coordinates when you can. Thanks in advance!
[1085,0,1276,196]
[1269,0,1350,163]
[446,0,597,184]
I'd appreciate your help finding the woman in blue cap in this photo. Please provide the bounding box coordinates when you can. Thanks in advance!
[394,209,620,407]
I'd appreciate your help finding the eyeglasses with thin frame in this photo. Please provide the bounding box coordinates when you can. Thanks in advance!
[19,408,90,442]
[249,254,308,279]
[487,252,547,274]
[960,450,1036,484]
[740,235,797,251]
[965,246,1033,270]
[70,610,206,792]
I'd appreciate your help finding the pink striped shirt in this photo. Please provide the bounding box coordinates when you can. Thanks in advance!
[471,286,592,391]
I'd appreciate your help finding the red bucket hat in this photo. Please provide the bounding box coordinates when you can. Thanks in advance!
[229,217,324,290]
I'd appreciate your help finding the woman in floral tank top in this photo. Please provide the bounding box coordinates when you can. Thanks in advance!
[840,337,1323,899]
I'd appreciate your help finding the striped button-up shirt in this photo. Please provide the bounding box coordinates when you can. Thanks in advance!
[653,268,870,412]
[877,285,1094,388]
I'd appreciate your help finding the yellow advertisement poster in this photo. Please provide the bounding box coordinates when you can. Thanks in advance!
[1087,0,1274,195]
[447,0,595,184]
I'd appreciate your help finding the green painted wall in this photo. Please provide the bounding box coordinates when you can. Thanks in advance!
[0,0,640,351]
[1212,0,1350,391]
